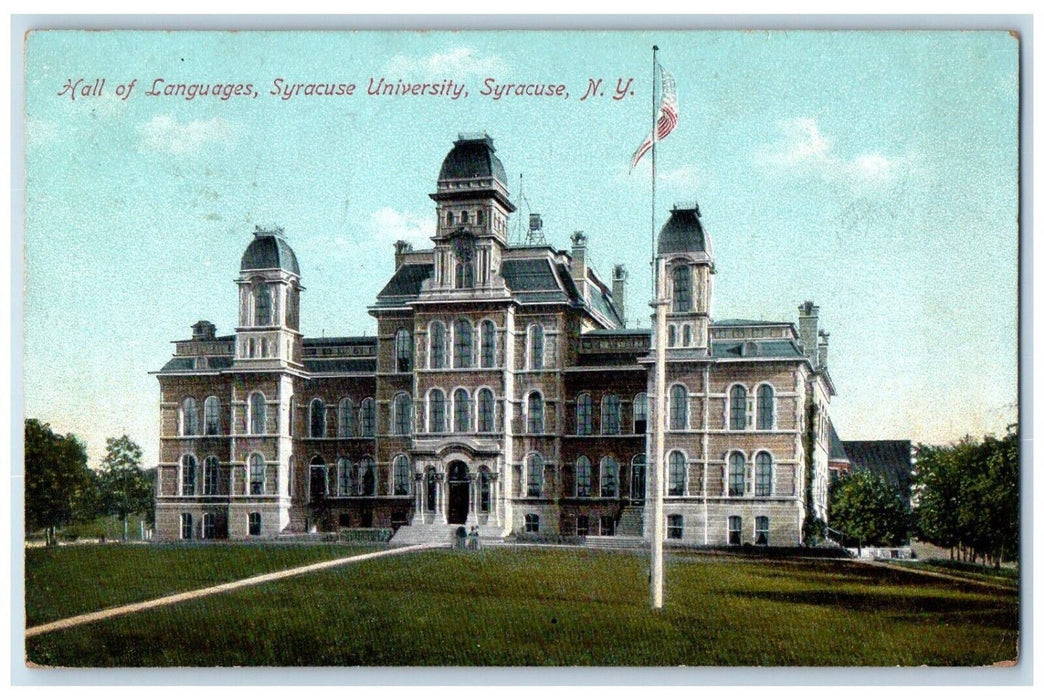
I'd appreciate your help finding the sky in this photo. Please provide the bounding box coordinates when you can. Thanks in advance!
[22,30,1019,467]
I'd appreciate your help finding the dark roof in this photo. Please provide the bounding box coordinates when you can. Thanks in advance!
[303,336,377,348]
[160,357,196,372]
[658,206,707,255]
[713,319,792,327]
[584,328,651,337]
[710,339,804,360]
[208,356,234,370]
[502,258,560,291]
[303,358,377,374]
[828,421,849,462]
[438,134,508,185]
[240,232,300,275]
[842,441,913,497]
[376,263,433,302]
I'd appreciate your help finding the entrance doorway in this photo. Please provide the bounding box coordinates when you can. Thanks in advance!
[632,459,646,501]
[447,461,470,524]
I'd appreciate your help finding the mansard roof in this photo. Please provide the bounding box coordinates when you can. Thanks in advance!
[657,205,707,256]
[842,440,914,498]
[710,339,805,359]
[240,229,300,276]
[437,134,509,185]
[829,421,850,462]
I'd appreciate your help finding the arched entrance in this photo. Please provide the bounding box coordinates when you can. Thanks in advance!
[447,461,470,524]
[631,457,646,501]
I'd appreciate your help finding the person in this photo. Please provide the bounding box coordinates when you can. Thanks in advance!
[455,525,467,550]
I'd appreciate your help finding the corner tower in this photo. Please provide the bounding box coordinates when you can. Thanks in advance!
[657,203,714,351]
[234,226,304,368]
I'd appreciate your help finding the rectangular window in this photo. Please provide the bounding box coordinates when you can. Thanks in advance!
[633,394,647,434]
[667,514,683,540]
[248,512,262,536]
[600,515,615,536]
[525,513,540,533]
[728,516,742,546]
[180,513,193,540]
[250,463,265,495]
[202,513,216,539]
[755,516,769,546]
[576,515,589,537]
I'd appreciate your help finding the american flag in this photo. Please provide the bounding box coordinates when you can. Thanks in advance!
[630,64,678,170]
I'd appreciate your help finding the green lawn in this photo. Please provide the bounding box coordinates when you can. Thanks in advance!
[889,558,1020,587]
[25,546,1018,667]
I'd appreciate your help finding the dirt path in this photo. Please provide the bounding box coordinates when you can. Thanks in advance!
[25,543,444,638]
[861,558,1019,592]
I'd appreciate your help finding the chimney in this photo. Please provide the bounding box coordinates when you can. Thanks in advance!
[817,330,830,370]
[569,231,588,283]
[612,264,628,327]
[798,301,819,366]
[191,320,216,341]
[394,240,413,269]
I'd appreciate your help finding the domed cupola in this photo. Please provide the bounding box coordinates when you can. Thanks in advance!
[437,133,509,186]
[657,203,712,259]
[657,203,714,352]
[241,226,300,277]
[234,226,304,368]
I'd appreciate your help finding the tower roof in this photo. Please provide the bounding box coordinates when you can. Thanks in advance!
[240,227,300,276]
[657,204,707,256]
[437,133,508,185]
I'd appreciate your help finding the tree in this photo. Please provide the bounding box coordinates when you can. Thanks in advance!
[98,435,153,541]
[24,419,94,545]
[828,469,911,547]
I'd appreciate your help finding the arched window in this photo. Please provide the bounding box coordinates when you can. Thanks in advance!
[526,453,544,497]
[428,389,446,433]
[455,262,475,289]
[633,393,648,434]
[182,398,199,436]
[601,394,621,435]
[631,454,647,500]
[394,329,413,372]
[755,452,773,497]
[477,388,495,433]
[480,320,496,368]
[460,210,469,224]
[337,457,353,496]
[446,211,454,226]
[526,392,544,434]
[309,456,327,501]
[248,512,262,536]
[729,452,746,497]
[668,324,677,348]
[393,455,411,496]
[576,456,592,498]
[730,385,748,431]
[309,398,326,438]
[757,385,775,430]
[673,265,692,312]
[475,209,485,225]
[359,457,376,496]
[453,319,473,368]
[668,451,686,496]
[180,455,197,495]
[453,388,471,433]
[249,453,265,495]
[203,396,220,436]
[180,513,193,540]
[683,325,693,347]
[528,324,545,370]
[338,398,355,438]
[393,393,412,435]
[600,456,619,498]
[525,513,540,533]
[576,393,593,435]
[203,455,219,495]
[249,392,266,435]
[669,384,688,430]
[359,398,376,437]
[429,321,447,369]
[202,512,215,539]
[255,284,272,326]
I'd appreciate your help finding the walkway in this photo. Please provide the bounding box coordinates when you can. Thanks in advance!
[26,543,443,639]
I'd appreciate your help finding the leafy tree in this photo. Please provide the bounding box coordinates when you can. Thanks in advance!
[98,435,154,541]
[828,469,911,547]
[24,419,94,544]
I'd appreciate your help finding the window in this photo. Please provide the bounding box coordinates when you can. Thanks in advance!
[180,513,193,540]
[460,210,469,224]
[668,451,686,496]
[477,388,495,433]
[309,398,326,438]
[255,284,272,326]
[600,457,619,498]
[429,321,447,369]
[576,393,593,436]
[480,320,496,368]
[338,398,355,438]
[601,394,621,435]
[729,453,746,497]
[428,389,446,433]
[526,454,544,498]
[359,457,376,496]
[181,455,197,495]
[309,458,327,501]
[576,456,592,498]
[203,396,221,435]
[528,324,545,370]
[526,392,544,434]
[728,516,742,545]
[202,512,215,539]
[525,513,540,533]
[446,211,454,226]
[631,455,647,499]
[667,514,683,540]
[633,393,648,434]
[359,398,376,437]
[182,398,199,436]
[249,454,265,495]
[203,456,219,496]
[755,453,773,497]
[453,388,471,432]
[755,516,769,545]
[673,265,692,312]
[393,455,411,496]
[393,393,412,435]
[576,515,589,536]
[479,467,492,512]
[425,467,437,512]
[476,209,485,225]
[249,512,262,536]
[757,385,774,430]
[394,329,413,372]
[600,515,615,536]
[668,324,677,347]
[455,262,474,289]
[730,385,748,431]
[453,319,473,368]
[669,384,688,430]
[249,392,266,435]
[337,457,353,496]
[683,325,693,347]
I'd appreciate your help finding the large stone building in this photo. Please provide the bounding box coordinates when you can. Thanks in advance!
[153,133,835,546]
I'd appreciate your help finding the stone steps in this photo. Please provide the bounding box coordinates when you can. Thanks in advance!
[585,535,647,550]
[617,504,645,537]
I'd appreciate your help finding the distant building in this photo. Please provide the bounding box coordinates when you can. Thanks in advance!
[152,133,837,546]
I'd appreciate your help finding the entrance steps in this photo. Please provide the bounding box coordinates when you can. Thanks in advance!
[617,505,645,537]
[390,521,505,546]
[585,535,647,550]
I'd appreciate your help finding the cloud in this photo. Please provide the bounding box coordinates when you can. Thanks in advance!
[368,207,435,246]
[385,47,507,77]
[137,115,232,155]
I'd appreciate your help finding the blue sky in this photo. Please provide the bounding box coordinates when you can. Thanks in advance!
[23,30,1019,466]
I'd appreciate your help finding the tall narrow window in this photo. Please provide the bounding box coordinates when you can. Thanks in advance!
[309,457,327,501]
[248,512,262,536]
[479,467,491,512]
[429,322,447,369]
[576,393,593,436]
[528,324,545,370]
[453,319,473,369]
[455,262,475,289]
[667,514,683,539]
[394,329,413,372]
[393,456,411,496]
[668,324,677,348]
[683,325,693,347]
[202,512,215,539]
[576,456,592,498]
[631,455,647,499]
[249,392,266,435]
[601,394,621,435]
[633,393,648,434]
[181,455,197,495]
[425,467,437,512]
[673,265,692,312]
[249,454,265,495]
[359,457,376,496]
[255,284,272,326]
[600,457,619,498]
[477,388,495,433]
[526,454,544,498]
[446,211,454,226]
[728,516,742,545]
[729,453,746,497]
[182,398,199,436]
[203,456,219,495]
[755,452,773,497]
[480,320,496,368]
[453,388,471,433]
[338,398,355,437]
[757,385,775,430]
[668,451,686,496]
[755,516,769,545]
[359,398,376,437]
[428,389,446,433]
[180,513,193,540]
[337,457,353,496]
[669,385,688,430]
[730,385,748,431]
[309,398,326,438]
[203,396,220,435]
[393,393,412,435]
[526,392,544,434]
